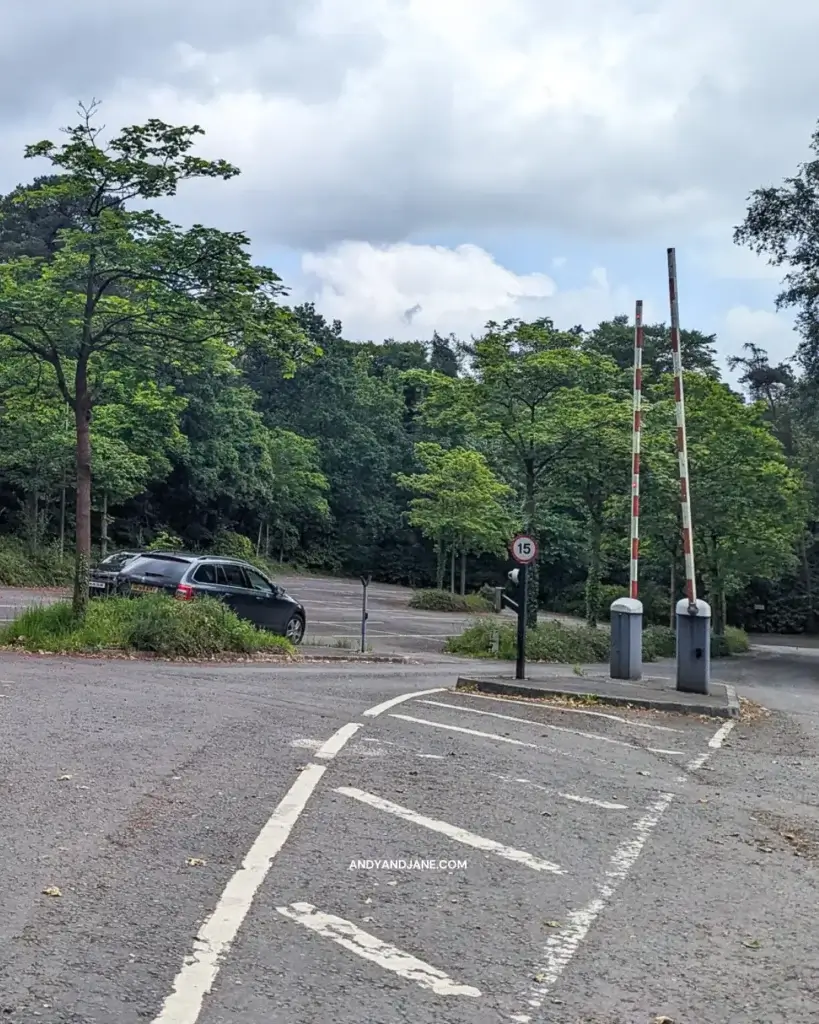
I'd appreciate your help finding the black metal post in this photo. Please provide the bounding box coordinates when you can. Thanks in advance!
[515,564,528,680]
[360,575,371,653]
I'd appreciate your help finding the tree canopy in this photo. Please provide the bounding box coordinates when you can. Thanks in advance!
[0,102,815,638]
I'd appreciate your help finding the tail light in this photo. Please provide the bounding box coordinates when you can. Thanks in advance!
[175,584,195,601]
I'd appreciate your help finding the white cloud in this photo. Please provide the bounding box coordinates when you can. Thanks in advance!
[722,305,799,366]
[6,0,818,250]
[300,241,632,340]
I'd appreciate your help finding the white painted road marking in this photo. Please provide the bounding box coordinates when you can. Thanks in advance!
[521,791,674,1014]
[708,720,736,749]
[363,687,446,718]
[315,722,362,759]
[453,690,686,733]
[388,713,613,766]
[276,902,481,997]
[492,774,628,811]
[516,718,737,1015]
[336,786,564,874]
[418,699,687,756]
[151,763,327,1024]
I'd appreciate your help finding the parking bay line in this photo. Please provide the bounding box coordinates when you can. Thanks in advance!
[417,700,687,756]
[336,786,564,874]
[276,902,481,997]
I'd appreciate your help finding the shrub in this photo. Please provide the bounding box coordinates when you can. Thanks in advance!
[643,625,676,660]
[0,537,74,587]
[444,619,613,663]
[211,531,256,561]
[147,529,185,552]
[643,623,750,660]
[711,625,750,658]
[0,594,294,658]
[409,589,494,613]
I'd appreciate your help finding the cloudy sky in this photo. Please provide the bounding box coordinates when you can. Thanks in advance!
[3,0,817,373]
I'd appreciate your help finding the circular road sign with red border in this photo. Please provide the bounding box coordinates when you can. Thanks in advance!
[510,534,538,565]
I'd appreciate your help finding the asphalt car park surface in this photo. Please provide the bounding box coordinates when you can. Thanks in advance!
[2,651,819,1023]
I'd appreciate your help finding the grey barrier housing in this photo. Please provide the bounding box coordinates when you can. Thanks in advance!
[675,597,711,693]
[609,597,643,681]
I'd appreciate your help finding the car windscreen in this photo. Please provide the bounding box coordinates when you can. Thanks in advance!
[121,556,190,583]
[97,552,137,570]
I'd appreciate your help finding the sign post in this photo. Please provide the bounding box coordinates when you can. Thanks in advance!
[360,574,371,653]
[510,535,538,680]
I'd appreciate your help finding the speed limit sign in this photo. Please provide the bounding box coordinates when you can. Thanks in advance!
[511,534,538,565]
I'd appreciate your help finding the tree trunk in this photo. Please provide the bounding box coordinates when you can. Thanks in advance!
[669,560,676,628]
[450,548,456,593]
[256,520,263,557]
[460,550,466,595]
[801,533,816,633]
[100,491,109,558]
[73,362,92,618]
[436,534,445,590]
[585,519,602,628]
[25,491,40,555]
[524,459,538,627]
[59,480,66,560]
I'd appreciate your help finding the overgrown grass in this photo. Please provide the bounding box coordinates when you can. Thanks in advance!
[0,594,295,658]
[0,537,74,587]
[409,589,494,613]
[444,619,613,662]
[445,619,750,663]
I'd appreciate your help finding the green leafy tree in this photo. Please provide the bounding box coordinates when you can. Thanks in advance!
[0,103,310,613]
[418,318,619,623]
[258,428,330,563]
[585,315,720,382]
[558,393,632,626]
[734,121,819,379]
[645,374,805,634]
[91,376,188,555]
[397,443,516,593]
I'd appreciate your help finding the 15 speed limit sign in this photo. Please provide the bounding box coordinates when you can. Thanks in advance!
[511,534,538,565]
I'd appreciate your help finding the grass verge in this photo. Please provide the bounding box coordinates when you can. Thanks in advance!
[445,619,750,663]
[0,594,295,659]
[409,589,494,613]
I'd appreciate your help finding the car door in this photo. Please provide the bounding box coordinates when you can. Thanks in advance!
[217,561,260,626]
[244,567,289,631]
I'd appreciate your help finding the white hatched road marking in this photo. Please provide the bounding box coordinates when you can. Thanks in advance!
[276,902,481,997]
[492,774,628,811]
[388,713,615,766]
[417,700,687,756]
[363,687,446,718]
[315,722,363,759]
[455,690,686,733]
[514,718,738,1018]
[151,764,327,1024]
[336,786,563,874]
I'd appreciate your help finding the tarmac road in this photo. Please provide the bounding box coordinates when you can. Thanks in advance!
[2,651,819,1022]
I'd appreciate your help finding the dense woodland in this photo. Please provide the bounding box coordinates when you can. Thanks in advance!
[1,105,818,633]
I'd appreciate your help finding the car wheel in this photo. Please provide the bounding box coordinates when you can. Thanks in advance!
[285,614,305,645]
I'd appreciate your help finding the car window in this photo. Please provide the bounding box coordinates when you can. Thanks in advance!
[193,563,217,585]
[220,562,249,588]
[245,568,273,593]
[122,556,190,582]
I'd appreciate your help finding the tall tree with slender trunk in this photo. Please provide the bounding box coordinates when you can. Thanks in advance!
[0,103,311,614]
